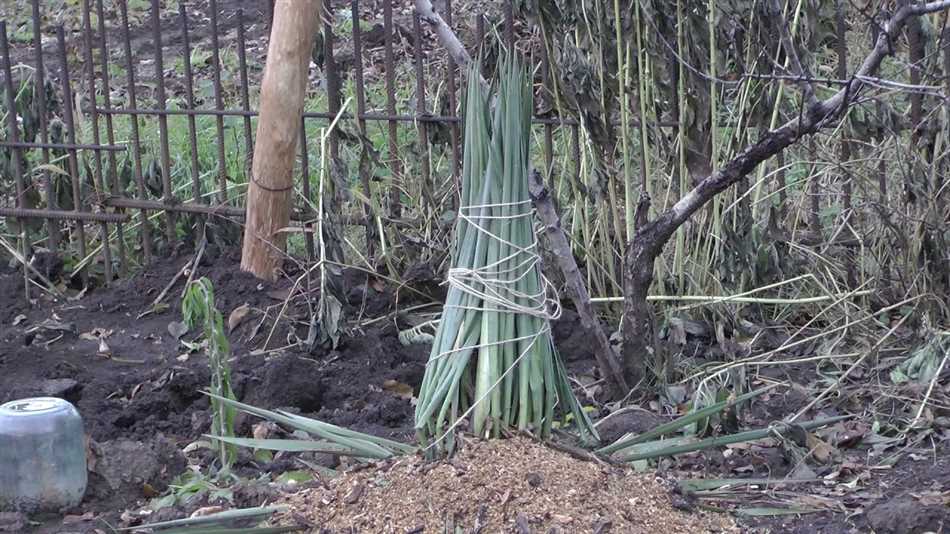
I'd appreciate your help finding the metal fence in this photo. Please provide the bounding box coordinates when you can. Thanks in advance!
[0,0,584,287]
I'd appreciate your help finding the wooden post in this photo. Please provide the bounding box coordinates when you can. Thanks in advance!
[241,0,321,280]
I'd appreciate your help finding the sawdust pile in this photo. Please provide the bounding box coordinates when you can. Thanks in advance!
[276,437,737,533]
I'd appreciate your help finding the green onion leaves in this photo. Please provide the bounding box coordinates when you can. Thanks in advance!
[414,56,597,454]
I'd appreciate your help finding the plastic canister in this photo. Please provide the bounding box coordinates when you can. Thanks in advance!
[0,397,87,512]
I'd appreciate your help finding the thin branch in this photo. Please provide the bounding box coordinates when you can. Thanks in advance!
[414,0,470,66]
[414,0,489,92]
[767,0,819,110]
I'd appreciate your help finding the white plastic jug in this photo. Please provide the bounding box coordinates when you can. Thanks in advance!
[0,397,87,512]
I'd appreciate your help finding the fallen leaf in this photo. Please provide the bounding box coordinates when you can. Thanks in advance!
[176,353,190,362]
[668,318,687,346]
[382,379,414,400]
[80,328,114,341]
[276,470,313,484]
[344,484,364,505]
[253,421,276,440]
[137,302,169,320]
[266,288,293,301]
[84,437,97,472]
[11,314,26,326]
[167,321,189,341]
[61,511,94,524]
[833,422,868,448]
[228,303,250,333]
[914,490,950,506]
[190,506,225,518]
[97,338,112,357]
[788,461,818,480]
[142,483,158,498]
[27,318,76,334]
[806,432,838,464]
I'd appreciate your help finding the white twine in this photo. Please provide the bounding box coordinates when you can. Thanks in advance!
[447,200,561,322]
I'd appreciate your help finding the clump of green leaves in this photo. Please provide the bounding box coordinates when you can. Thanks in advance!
[183,277,237,470]
[148,469,234,512]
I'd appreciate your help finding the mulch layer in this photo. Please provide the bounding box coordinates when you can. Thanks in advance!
[275,437,737,533]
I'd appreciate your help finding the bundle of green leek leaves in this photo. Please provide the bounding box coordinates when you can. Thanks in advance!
[414,57,597,453]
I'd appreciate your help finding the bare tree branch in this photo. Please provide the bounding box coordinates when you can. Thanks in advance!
[622,0,950,385]
[655,0,950,246]
[415,0,489,91]
[415,0,470,66]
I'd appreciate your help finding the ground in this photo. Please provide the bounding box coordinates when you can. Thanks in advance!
[1,250,948,533]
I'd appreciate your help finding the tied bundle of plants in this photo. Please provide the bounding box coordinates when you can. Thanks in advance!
[414,56,597,453]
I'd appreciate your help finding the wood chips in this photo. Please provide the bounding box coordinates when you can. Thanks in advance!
[276,437,737,533]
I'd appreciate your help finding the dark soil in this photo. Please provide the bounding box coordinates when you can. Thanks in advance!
[1,251,949,533]
[0,248,429,532]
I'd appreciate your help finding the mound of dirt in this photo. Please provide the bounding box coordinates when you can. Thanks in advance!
[275,437,737,533]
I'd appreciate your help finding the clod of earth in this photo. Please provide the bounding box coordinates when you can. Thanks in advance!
[86,437,186,496]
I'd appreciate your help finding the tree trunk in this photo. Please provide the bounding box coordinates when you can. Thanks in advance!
[528,170,630,396]
[621,232,661,388]
[241,0,321,280]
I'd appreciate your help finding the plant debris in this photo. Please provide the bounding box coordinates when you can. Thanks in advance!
[274,437,737,533]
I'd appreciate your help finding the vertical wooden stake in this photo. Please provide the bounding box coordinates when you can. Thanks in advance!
[241,0,321,280]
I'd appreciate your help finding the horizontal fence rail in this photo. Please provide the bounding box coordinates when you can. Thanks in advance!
[0,0,669,291]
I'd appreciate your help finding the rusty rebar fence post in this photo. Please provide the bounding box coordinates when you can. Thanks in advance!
[55,25,89,284]
[118,0,153,265]
[540,34,555,186]
[324,0,342,163]
[209,0,230,205]
[150,0,177,246]
[81,0,117,284]
[236,9,255,182]
[94,0,128,276]
[412,12,434,216]
[504,0,514,51]
[300,118,315,260]
[31,0,59,250]
[383,0,402,218]
[0,22,30,298]
[179,1,203,207]
[444,0,461,210]
[351,0,377,261]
